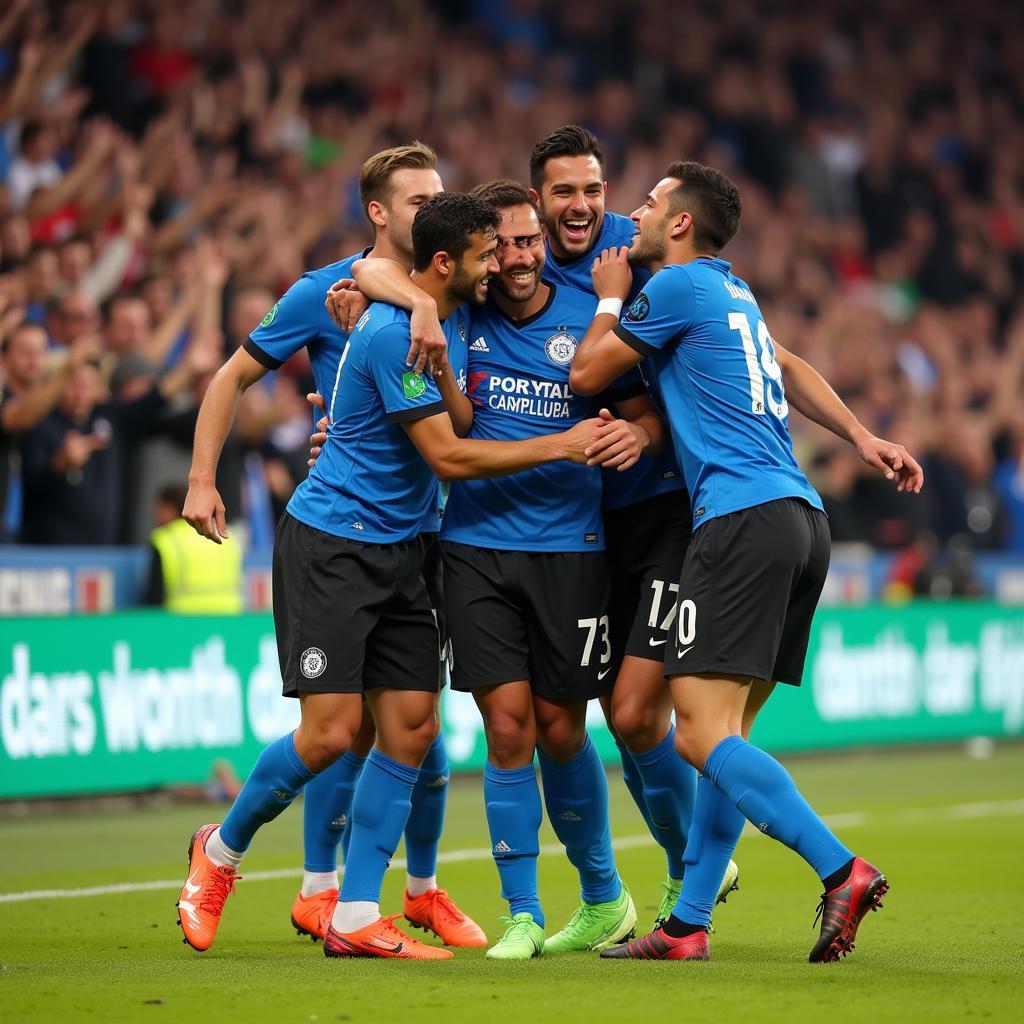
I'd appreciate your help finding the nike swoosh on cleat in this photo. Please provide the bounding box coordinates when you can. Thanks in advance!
[369,937,403,952]
[179,899,201,926]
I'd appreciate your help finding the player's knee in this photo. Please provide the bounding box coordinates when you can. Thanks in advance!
[405,714,439,762]
[536,716,585,762]
[484,711,534,766]
[612,698,664,749]
[297,721,356,772]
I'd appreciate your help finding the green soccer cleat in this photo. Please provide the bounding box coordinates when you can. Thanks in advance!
[485,913,545,960]
[653,861,740,930]
[717,860,740,906]
[653,877,682,929]
[544,882,637,953]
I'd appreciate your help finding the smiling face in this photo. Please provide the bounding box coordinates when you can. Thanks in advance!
[449,229,500,306]
[534,155,607,260]
[488,203,546,305]
[628,177,683,268]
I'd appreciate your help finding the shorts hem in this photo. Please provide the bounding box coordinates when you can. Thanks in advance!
[284,682,363,697]
[450,670,530,692]
[530,682,612,702]
[623,644,669,663]
[363,678,443,693]
[663,662,774,682]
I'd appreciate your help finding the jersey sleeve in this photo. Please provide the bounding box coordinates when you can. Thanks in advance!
[244,274,322,369]
[613,265,696,357]
[365,323,447,423]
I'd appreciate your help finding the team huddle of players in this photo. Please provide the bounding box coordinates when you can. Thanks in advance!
[175,126,923,964]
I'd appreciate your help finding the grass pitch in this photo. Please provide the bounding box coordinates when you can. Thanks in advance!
[2,744,1023,1024]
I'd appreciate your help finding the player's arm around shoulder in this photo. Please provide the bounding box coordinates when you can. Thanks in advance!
[353,257,446,373]
[570,247,643,396]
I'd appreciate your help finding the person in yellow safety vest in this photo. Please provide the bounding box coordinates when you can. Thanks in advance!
[144,483,244,613]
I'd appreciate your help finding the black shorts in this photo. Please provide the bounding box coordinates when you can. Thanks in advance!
[273,513,441,697]
[420,531,451,683]
[663,498,830,686]
[604,490,692,668]
[441,542,612,702]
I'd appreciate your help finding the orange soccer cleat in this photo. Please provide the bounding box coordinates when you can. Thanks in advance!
[290,888,339,941]
[176,824,241,952]
[403,888,488,948]
[323,913,454,960]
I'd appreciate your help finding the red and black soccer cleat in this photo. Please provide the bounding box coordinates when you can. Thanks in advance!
[599,925,710,961]
[809,856,889,963]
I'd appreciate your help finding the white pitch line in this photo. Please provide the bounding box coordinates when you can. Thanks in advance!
[1,797,1020,905]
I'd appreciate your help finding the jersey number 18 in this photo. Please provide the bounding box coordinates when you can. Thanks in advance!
[728,312,788,419]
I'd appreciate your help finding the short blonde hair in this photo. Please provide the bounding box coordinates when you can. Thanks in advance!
[358,142,438,222]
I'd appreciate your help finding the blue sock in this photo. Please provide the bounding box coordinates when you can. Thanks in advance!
[339,748,419,903]
[301,750,366,872]
[220,732,316,853]
[632,730,696,880]
[673,773,746,926]
[404,734,449,880]
[483,762,544,926]
[705,735,853,881]
[616,741,660,840]
[538,735,621,905]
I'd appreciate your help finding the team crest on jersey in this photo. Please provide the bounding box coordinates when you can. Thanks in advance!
[300,647,327,679]
[260,302,279,328]
[626,293,650,322]
[545,330,578,366]
[402,370,426,398]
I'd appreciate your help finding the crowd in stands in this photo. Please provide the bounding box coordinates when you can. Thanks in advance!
[2,0,1024,591]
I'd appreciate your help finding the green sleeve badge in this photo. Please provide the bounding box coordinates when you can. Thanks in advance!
[402,370,426,399]
[260,302,280,328]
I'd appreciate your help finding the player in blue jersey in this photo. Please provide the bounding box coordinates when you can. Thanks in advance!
[568,161,923,963]
[173,142,484,953]
[345,180,670,958]
[253,143,485,950]
[530,125,737,926]
[175,191,600,960]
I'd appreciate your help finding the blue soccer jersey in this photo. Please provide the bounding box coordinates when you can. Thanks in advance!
[613,257,823,528]
[286,302,468,543]
[542,211,636,293]
[544,212,683,510]
[244,250,368,397]
[442,283,631,552]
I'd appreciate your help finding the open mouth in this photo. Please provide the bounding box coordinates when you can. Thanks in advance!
[562,218,593,244]
[506,270,536,285]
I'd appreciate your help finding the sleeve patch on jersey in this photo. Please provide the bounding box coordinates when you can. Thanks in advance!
[402,370,426,399]
[260,302,279,328]
[625,293,650,322]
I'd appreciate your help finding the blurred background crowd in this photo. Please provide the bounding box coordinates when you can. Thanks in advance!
[2,0,1024,595]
